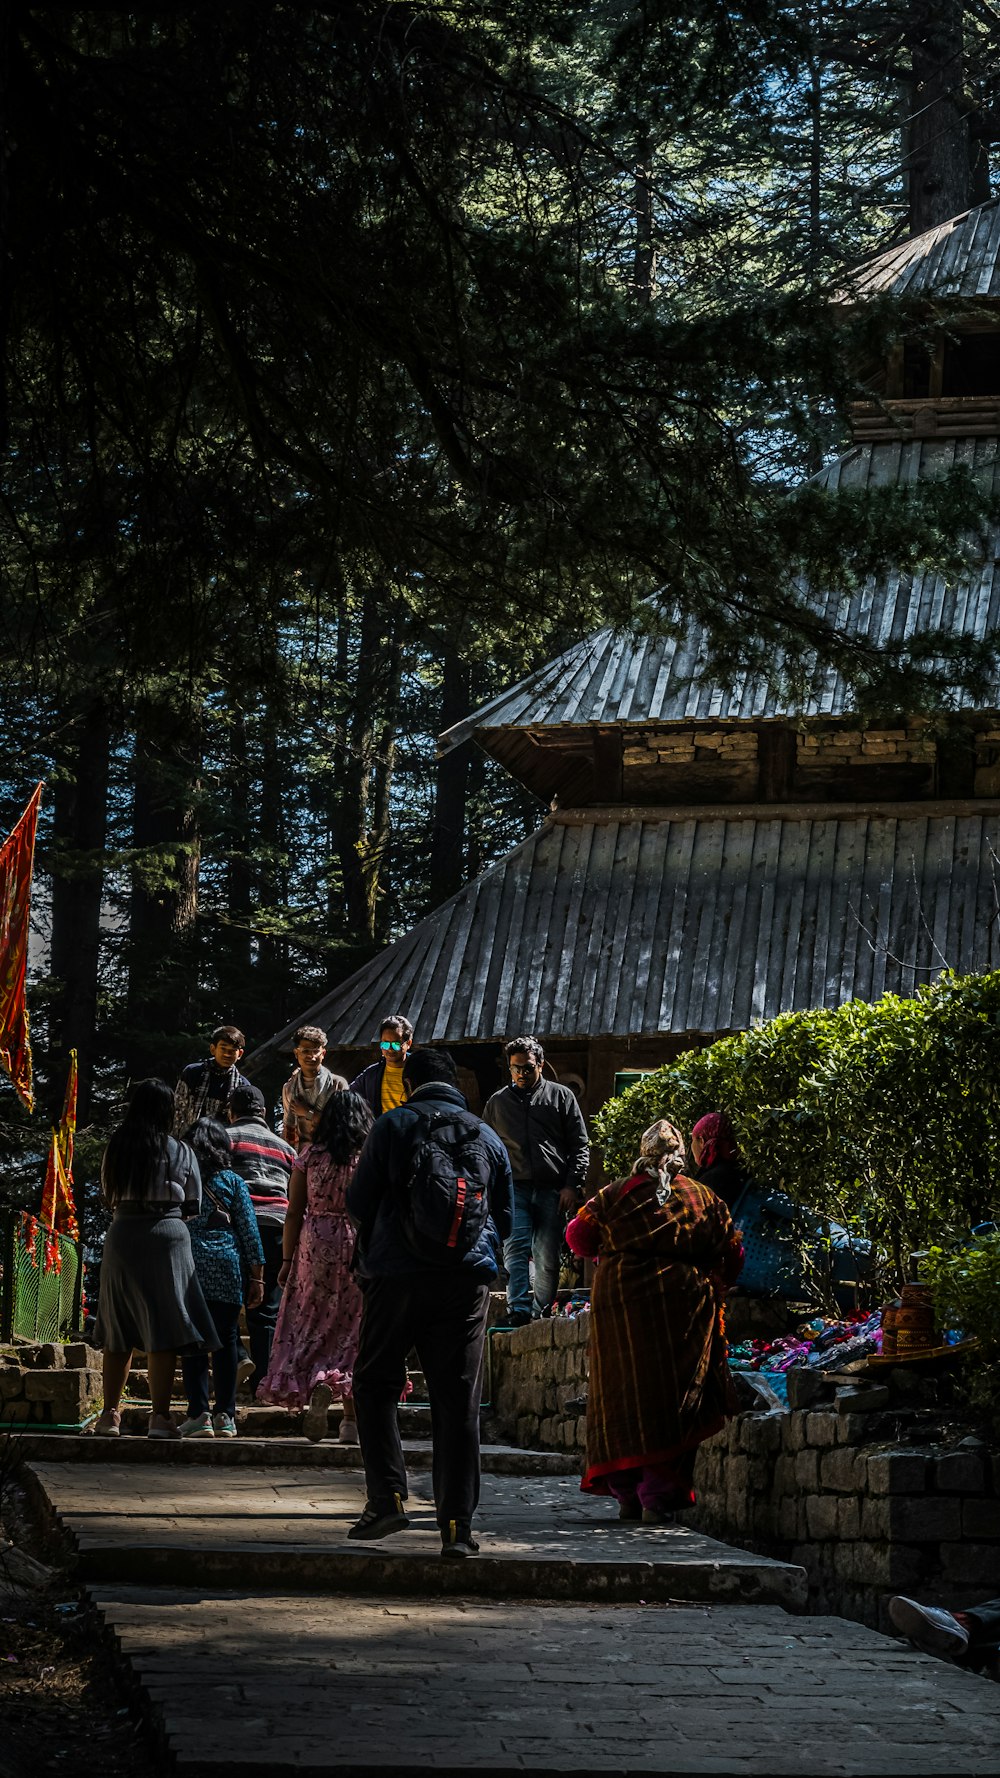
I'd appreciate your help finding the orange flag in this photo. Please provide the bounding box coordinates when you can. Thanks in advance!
[0,784,42,1112]
[41,1049,79,1239]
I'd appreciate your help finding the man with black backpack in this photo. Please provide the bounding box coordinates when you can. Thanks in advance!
[345,1048,514,1557]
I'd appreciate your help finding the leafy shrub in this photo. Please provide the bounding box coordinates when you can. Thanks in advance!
[593,970,1000,1285]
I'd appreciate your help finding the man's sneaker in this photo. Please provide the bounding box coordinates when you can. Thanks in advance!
[338,1415,360,1445]
[236,1357,255,1392]
[302,1382,332,1444]
[212,1413,237,1438]
[441,1521,480,1558]
[148,1415,182,1441]
[507,1310,532,1329]
[347,1495,410,1540]
[177,1412,215,1439]
[888,1597,970,1659]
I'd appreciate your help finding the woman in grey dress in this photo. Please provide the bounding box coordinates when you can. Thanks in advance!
[93,1079,219,1439]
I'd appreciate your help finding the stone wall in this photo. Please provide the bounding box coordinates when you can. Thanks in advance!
[488,1320,1000,1629]
[692,1406,1000,1628]
[487,1318,589,1456]
[0,1342,101,1427]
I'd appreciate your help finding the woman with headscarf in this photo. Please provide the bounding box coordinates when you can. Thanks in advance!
[689,1111,746,1212]
[565,1119,743,1522]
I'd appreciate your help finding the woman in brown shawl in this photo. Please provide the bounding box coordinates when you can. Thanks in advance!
[566,1119,743,1522]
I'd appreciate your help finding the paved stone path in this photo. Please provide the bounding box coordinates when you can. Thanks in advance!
[90,1588,1000,1774]
[25,1461,805,1605]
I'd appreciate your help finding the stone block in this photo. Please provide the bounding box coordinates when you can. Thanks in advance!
[836,1385,890,1415]
[62,1342,91,1369]
[962,1499,1000,1540]
[778,1497,802,1542]
[0,1370,25,1401]
[889,1497,962,1542]
[551,1317,586,1350]
[861,1497,890,1539]
[837,1415,872,1445]
[1,1400,30,1422]
[940,1543,1000,1587]
[783,1413,807,1452]
[726,1454,749,1494]
[805,1496,839,1540]
[513,1319,553,1353]
[772,1452,794,1495]
[33,1342,65,1369]
[800,1415,832,1443]
[794,1449,819,1491]
[785,1368,827,1411]
[24,1373,69,1402]
[819,1447,863,1492]
[934,1452,986,1494]
[837,1496,861,1539]
[747,1413,782,1454]
[866,1451,927,1495]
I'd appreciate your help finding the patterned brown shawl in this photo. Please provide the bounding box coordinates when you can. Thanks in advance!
[579,1171,743,1491]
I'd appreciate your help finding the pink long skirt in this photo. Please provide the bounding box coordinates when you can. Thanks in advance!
[258,1211,360,1407]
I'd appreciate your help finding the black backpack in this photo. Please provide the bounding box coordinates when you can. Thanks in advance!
[398,1108,493,1264]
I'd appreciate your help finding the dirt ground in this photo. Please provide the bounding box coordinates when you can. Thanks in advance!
[0,1475,165,1778]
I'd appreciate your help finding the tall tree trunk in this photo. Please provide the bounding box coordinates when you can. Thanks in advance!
[226,706,254,979]
[48,700,110,1124]
[632,129,655,306]
[904,0,974,233]
[429,645,471,905]
[127,697,202,1067]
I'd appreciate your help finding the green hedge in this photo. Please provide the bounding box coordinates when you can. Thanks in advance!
[593,971,1000,1278]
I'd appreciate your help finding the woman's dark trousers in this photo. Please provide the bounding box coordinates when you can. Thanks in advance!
[352,1273,490,1530]
[182,1299,242,1417]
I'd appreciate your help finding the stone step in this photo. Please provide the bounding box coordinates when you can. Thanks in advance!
[12,1430,570,1475]
[123,1366,431,1404]
[115,1400,436,1439]
[26,1460,808,1610]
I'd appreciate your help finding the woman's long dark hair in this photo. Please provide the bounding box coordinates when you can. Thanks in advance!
[184,1117,232,1182]
[101,1078,174,1207]
[312,1090,373,1163]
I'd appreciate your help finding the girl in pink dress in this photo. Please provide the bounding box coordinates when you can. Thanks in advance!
[258,1090,373,1442]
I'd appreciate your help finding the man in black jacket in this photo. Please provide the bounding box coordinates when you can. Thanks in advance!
[346,1048,514,1556]
[483,1036,590,1325]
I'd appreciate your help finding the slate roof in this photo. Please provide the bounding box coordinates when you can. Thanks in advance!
[844,199,1000,302]
[438,436,1000,753]
[245,805,1000,1067]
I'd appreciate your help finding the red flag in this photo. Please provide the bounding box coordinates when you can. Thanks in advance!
[41,1049,79,1239]
[0,784,42,1112]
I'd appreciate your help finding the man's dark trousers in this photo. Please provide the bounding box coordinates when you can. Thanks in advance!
[352,1271,490,1530]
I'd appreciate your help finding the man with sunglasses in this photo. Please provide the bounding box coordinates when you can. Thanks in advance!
[484,1036,590,1326]
[348,1016,414,1117]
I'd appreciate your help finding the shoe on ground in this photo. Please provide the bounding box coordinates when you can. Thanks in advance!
[212,1412,237,1438]
[338,1415,360,1445]
[93,1409,121,1438]
[177,1412,214,1439]
[641,1507,675,1525]
[236,1357,255,1390]
[617,1499,642,1522]
[441,1521,480,1558]
[148,1415,182,1441]
[507,1310,532,1329]
[888,1596,970,1659]
[302,1382,332,1444]
[347,1495,410,1540]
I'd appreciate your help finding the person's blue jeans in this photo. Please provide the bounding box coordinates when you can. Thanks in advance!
[503,1184,564,1318]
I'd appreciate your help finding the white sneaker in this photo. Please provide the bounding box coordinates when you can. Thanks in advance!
[148,1415,182,1441]
[236,1357,255,1391]
[212,1413,237,1438]
[177,1412,215,1439]
[338,1416,360,1445]
[888,1596,970,1658]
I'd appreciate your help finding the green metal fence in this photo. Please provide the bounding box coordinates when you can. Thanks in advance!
[0,1209,83,1342]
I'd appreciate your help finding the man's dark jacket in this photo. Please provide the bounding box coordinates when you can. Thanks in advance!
[346,1082,514,1279]
[482,1078,589,1194]
[348,1058,387,1115]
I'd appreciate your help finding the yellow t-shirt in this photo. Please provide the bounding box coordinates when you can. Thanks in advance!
[380,1067,407,1113]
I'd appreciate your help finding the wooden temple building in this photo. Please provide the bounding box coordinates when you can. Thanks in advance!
[250,203,1000,1116]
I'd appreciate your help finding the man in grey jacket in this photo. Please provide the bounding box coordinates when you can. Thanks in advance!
[483,1036,589,1325]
